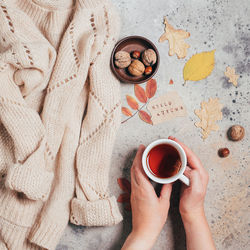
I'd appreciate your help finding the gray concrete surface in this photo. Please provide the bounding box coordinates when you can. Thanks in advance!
[57,0,250,249]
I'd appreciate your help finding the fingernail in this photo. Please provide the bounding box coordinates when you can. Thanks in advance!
[168,136,175,140]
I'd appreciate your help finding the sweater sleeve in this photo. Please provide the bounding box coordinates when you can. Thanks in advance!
[70,1,123,226]
[0,2,56,201]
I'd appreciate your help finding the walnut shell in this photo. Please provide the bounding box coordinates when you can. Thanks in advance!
[114,51,131,69]
[128,60,145,76]
[142,49,157,66]
[228,125,245,141]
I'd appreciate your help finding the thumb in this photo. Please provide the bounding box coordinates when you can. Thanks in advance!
[189,170,202,191]
[160,183,172,203]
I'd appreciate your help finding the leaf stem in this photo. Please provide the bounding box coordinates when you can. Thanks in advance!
[121,101,148,124]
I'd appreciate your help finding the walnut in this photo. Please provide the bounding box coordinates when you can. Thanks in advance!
[142,49,157,66]
[114,51,131,68]
[228,125,245,141]
[128,60,145,76]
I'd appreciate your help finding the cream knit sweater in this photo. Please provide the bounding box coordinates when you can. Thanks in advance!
[0,0,122,249]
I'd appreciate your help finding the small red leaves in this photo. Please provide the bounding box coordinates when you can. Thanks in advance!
[117,178,132,212]
[122,107,132,117]
[134,85,147,103]
[169,79,174,85]
[139,110,153,125]
[146,79,157,98]
[126,95,139,110]
[117,178,131,193]
[121,79,157,124]
[117,193,130,203]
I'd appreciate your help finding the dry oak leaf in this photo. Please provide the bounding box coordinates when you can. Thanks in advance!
[195,98,223,140]
[146,79,157,98]
[134,85,147,103]
[224,66,239,87]
[159,16,190,59]
[126,95,139,110]
[139,110,153,125]
[183,50,215,82]
[122,107,132,117]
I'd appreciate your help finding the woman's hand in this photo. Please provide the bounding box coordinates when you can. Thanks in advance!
[168,136,209,220]
[168,137,215,250]
[122,145,172,250]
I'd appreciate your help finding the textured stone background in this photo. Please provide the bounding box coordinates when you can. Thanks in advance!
[57,0,249,249]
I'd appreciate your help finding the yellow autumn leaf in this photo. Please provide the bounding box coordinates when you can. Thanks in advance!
[183,50,215,82]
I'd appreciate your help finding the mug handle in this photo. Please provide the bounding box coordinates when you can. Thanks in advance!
[179,174,190,186]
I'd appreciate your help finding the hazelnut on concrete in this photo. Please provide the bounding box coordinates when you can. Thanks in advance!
[128,60,145,76]
[142,49,157,66]
[218,148,230,158]
[114,51,131,69]
[227,125,245,141]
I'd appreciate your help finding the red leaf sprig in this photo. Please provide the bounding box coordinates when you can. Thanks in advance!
[117,178,131,211]
[121,79,157,125]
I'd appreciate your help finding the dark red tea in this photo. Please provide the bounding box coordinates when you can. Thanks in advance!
[146,144,181,178]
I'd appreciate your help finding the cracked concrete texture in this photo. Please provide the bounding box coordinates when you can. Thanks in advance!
[57,0,249,249]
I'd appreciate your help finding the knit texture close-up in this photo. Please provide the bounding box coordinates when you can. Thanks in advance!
[0,0,122,249]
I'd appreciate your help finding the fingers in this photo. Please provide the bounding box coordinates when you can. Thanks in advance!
[160,183,172,201]
[189,170,204,194]
[183,166,192,178]
[132,144,146,169]
[130,145,153,189]
[168,136,203,171]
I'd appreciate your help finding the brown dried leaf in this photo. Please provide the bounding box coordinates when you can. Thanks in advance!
[126,95,139,110]
[224,66,239,87]
[146,79,157,98]
[169,79,174,85]
[139,110,153,125]
[122,107,132,117]
[159,17,190,59]
[117,193,130,203]
[117,178,131,193]
[134,85,147,103]
[195,98,223,140]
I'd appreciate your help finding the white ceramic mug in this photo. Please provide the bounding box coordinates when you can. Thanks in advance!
[142,139,190,186]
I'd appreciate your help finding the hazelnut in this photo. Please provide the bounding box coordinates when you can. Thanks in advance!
[145,66,152,75]
[114,51,131,69]
[142,49,157,66]
[227,125,245,141]
[218,148,230,158]
[132,51,141,59]
[128,60,145,76]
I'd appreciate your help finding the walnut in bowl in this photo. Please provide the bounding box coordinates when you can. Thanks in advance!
[111,36,160,84]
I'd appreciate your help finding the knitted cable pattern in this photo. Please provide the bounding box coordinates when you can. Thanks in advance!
[0,0,122,249]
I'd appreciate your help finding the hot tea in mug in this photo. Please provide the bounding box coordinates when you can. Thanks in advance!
[142,139,190,185]
[146,144,182,178]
